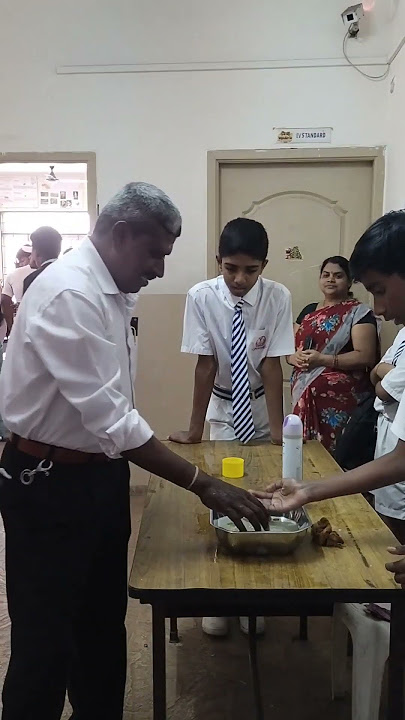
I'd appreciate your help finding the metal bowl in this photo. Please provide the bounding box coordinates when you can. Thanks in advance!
[210,508,311,556]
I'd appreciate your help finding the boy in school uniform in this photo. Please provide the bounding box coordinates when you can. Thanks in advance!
[251,210,405,590]
[370,326,405,543]
[170,217,295,635]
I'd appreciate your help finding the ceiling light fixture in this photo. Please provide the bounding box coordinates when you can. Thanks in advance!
[46,165,59,182]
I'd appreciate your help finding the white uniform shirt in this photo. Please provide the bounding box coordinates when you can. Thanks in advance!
[392,381,405,443]
[0,238,153,457]
[2,265,34,303]
[181,275,295,391]
[374,327,405,422]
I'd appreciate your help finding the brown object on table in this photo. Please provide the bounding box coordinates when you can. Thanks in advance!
[311,516,345,548]
[129,440,405,720]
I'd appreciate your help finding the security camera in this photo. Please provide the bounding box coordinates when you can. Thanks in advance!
[341,4,364,27]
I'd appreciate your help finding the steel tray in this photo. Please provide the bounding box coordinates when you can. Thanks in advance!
[210,508,311,556]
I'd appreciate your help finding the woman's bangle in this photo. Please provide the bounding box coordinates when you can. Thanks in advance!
[333,354,339,369]
[186,465,199,491]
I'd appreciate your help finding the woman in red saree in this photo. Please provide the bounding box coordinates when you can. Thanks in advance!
[288,256,378,453]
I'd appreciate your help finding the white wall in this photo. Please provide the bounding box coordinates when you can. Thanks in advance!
[0,0,394,292]
[384,0,405,211]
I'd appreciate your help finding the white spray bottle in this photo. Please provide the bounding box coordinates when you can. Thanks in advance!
[282,414,303,482]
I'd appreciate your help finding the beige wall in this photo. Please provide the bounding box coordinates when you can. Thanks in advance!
[134,294,196,439]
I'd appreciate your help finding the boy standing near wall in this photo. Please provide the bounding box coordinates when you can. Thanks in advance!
[170,217,295,635]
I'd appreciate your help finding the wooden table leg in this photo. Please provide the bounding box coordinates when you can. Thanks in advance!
[388,596,405,720]
[152,606,167,720]
[299,614,308,641]
[169,617,180,643]
[248,617,264,720]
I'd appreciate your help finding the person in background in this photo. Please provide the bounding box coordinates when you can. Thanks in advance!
[0,183,268,720]
[369,325,405,543]
[0,302,8,440]
[14,245,32,269]
[287,256,378,453]
[170,217,295,636]
[1,245,34,334]
[253,211,405,588]
[23,226,62,295]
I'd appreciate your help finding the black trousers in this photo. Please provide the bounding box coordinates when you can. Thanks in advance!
[0,442,131,720]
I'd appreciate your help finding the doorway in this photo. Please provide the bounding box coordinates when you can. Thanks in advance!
[207,147,386,409]
[0,152,96,281]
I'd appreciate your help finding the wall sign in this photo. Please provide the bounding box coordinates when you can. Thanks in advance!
[275,127,332,144]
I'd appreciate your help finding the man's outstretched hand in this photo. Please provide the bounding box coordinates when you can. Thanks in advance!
[251,478,310,513]
[194,475,269,532]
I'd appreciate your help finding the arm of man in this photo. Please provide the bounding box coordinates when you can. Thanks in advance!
[27,291,268,531]
[169,355,217,443]
[260,357,284,445]
[1,277,14,335]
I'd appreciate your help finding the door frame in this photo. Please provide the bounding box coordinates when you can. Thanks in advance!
[207,146,385,278]
[0,151,97,230]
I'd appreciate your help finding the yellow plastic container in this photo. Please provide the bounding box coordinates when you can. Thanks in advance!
[222,457,245,482]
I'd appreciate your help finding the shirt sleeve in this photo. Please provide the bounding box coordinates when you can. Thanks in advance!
[26,290,153,457]
[380,345,395,364]
[2,275,13,298]
[181,292,214,355]
[391,390,405,441]
[267,289,295,357]
[381,356,405,403]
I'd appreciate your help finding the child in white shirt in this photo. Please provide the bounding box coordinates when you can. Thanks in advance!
[170,217,295,636]
[370,326,405,543]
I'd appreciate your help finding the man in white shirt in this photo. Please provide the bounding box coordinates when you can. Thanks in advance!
[22,225,62,295]
[170,218,294,636]
[0,183,268,720]
[252,210,405,589]
[1,245,34,334]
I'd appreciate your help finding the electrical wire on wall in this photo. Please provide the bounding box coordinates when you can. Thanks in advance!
[343,31,390,81]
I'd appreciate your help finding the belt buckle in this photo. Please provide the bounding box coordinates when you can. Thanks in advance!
[249,390,254,400]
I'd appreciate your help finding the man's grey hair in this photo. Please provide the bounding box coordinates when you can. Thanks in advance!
[97,182,182,235]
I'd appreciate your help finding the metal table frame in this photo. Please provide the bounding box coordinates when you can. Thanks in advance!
[129,587,405,720]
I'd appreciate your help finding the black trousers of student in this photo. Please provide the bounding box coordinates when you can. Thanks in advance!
[0,442,131,720]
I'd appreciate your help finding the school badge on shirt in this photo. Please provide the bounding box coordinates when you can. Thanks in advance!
[254,335,266,350]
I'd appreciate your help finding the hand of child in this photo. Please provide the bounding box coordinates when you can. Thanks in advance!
[386,545,405,588]
[168,430,202,445]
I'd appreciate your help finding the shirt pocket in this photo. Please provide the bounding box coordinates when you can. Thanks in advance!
[248,327,268,356]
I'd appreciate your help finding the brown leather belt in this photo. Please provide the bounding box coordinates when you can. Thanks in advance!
[10,435,110,465]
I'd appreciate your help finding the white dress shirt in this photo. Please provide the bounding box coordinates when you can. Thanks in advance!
[2,265,34,303]
[181,275,295,391]
[374,327,405,422]
[372,328,405,517]
[0,238,153,457]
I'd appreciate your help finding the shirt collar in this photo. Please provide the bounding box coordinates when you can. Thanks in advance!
[40,259,57,267]
[218,275,261,308]
[80,237,120,295]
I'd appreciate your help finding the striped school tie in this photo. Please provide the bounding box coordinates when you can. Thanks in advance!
[231,300,255,443]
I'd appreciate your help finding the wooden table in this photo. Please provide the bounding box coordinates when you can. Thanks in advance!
[129,441,405,719]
